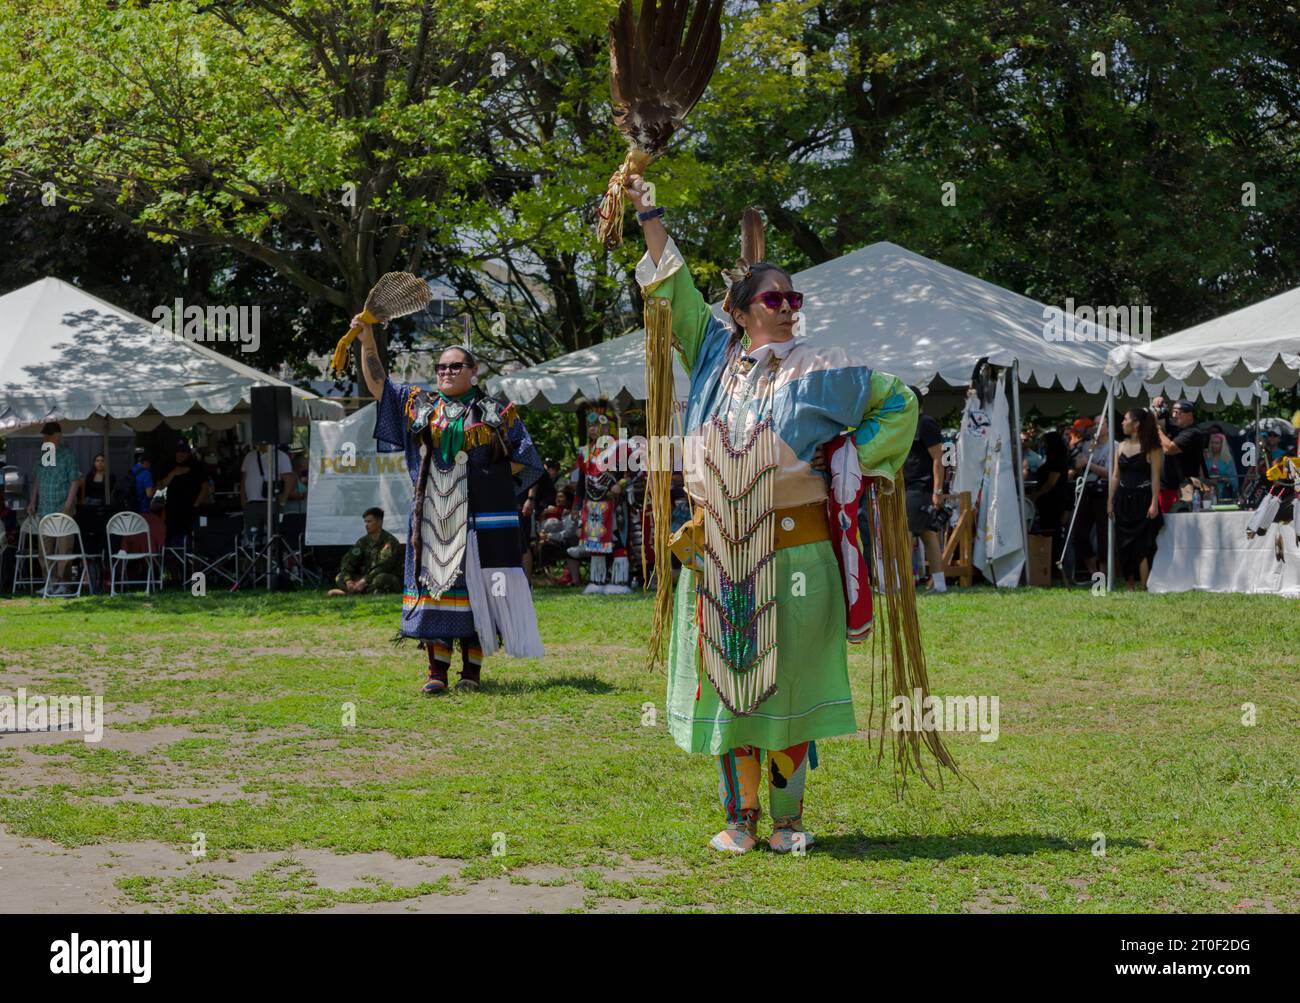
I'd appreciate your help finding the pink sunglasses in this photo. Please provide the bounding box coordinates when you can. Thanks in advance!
[754,290,803,311]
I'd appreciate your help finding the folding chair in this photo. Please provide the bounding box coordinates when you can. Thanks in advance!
[106,511,157,595]
[38,513,93,598]
[190,514,244,591]
[12,515,45,595]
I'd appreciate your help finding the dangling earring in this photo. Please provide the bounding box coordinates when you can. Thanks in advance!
[740,326,752,352]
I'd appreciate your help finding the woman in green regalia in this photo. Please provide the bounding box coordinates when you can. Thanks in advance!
[628,174,955,854]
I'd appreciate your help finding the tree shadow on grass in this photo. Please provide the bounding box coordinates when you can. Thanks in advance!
[34,590,392,619]
[814,833,1143,861]
[470,674,616,696]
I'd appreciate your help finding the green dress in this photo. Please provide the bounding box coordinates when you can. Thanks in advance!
[636,236,917,756]
[668,539,856,753]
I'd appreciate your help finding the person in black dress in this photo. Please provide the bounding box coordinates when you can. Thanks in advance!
[158,438,213,547]
[1031,431,1071,582]
[78,453,115,571]
[1108,408,1164,590]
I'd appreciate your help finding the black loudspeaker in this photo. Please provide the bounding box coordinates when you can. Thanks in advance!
[250,385,293,444]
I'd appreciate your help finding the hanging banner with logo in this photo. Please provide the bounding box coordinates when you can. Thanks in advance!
[307,403,412,544]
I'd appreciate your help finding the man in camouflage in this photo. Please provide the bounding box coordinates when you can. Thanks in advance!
[328,507,402,595]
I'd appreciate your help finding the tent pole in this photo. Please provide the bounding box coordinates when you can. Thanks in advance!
[100,414,110,504]
[1106,379,1116,594]
[267,445,277,592]
[1254,394,1262,469]
[1010,360,1026,586]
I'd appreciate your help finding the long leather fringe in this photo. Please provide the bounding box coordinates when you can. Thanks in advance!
[864,476,963,795]
[644,296,676,672]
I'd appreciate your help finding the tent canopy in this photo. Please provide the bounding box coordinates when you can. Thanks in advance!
[1107,284,1300,391]
[493,241,1256,413]
[0,277,344,433]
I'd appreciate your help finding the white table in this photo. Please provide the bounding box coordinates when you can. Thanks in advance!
[1146,510,1300,597]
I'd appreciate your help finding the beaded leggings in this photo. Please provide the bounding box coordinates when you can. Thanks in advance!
[716,742,811,828]
[427,634,483,684]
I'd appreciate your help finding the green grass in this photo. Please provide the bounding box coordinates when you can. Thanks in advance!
[1,586,1296,912]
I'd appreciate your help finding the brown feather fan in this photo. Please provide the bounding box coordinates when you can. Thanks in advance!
[328,272,433,377]
[597,0,724,249]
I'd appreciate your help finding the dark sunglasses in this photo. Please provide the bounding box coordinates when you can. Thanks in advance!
[754,290,803,311]
[435,362,468,374]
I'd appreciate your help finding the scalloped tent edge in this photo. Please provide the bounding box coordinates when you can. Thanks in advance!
[1106,284,1300,392]
[491,241,1262,416]
[0,276,344,434]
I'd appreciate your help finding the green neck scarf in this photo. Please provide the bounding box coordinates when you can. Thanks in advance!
[435,388,479,462]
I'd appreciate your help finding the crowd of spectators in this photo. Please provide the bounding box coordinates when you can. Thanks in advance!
[1019,398,1293,587]
[3,421,310,594]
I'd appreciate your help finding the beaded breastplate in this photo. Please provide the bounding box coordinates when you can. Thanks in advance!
[696,409,779,716]
[418,446,469,598]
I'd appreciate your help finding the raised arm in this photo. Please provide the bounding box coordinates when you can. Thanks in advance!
[626,172,720,375]
[627,175,667,266]
[356,315,386,402]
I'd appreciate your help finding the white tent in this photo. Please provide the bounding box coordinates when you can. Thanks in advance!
[492,241,1258,412]
[1100,285,1300,595]
[1106,284,1300,390]
[0,277,344,434]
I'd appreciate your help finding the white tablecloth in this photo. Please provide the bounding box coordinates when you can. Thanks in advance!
[1147,510,1300,597]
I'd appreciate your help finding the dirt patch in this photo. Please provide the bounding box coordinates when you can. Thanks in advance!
[0,722,203,751]
[1193,873,1235,893]
[83,783,271,808]
[965,893,1020,913]
[1230,898,1279,913]
[312,875,645,914]
[0,825,650,914]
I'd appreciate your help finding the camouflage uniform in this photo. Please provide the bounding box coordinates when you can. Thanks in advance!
[335,530,403,593]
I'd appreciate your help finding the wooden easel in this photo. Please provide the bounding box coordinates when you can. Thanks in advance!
[939,490,974,587]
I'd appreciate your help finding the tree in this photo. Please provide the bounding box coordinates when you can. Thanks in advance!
[2,0,1297,391]
[0,0,623,383]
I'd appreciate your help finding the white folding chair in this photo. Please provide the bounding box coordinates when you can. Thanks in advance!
[12,515,45,595]
[37,513,92,598]
[106,511,156,595]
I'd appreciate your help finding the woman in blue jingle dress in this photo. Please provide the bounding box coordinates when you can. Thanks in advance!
[353,315,545,695]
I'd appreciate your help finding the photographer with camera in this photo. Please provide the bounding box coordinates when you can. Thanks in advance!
[903,385,948,593]
[1151,397,1205,513]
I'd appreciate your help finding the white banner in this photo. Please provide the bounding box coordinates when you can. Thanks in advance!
[307,403,413,545]
[973,373,1026,587]
[953,393,990,501]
